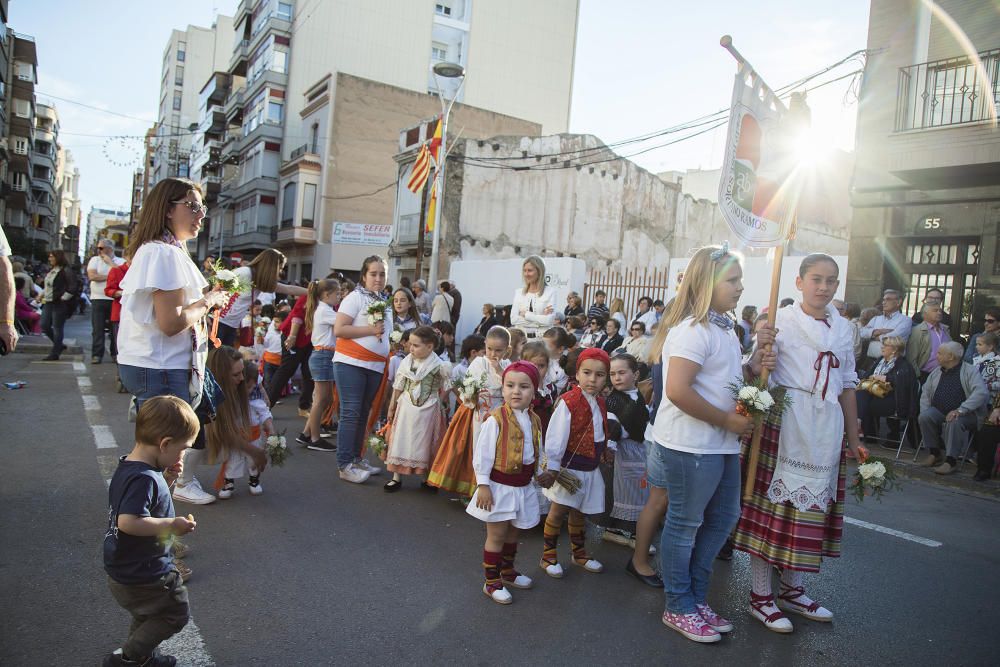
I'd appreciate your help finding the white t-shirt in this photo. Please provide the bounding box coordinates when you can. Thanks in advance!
[88,254,126,300]
[332,290,392,372]
[311,301,338,349]
[117,242,208,370]
[263,323,282,354]
[652,316,743,455]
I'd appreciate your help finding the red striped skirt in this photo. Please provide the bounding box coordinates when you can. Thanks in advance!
[732,408,846,573]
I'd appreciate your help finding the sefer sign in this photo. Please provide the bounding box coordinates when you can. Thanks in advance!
[332,222,392,246]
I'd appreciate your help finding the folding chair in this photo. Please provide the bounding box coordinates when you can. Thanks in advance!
[866,415,911,460]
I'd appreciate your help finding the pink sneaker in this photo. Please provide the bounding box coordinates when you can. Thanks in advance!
[661,610,722,643]
[695,603,734,633]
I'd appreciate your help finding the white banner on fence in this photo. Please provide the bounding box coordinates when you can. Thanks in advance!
[718,62,795,248]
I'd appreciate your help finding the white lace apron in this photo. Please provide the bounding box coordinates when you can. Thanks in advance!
[768,305,844,513]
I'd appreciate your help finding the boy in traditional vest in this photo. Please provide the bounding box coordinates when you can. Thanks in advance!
[537,347,618,577]
[467,361,545,604]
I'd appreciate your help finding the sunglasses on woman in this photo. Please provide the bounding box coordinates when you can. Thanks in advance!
[172,199,208,215]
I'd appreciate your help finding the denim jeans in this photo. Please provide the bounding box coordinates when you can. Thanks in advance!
[660,449,741,614]
[216,322,238,347]
[333,361,383,469]
[41,302,70,355]
[118,364,191,410]
[91,298,116,359]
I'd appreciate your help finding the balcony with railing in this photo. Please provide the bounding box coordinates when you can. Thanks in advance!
[229,39,250,77]
[224,87,246,123]
[887,46,1000,189]
[895,47,1000,132]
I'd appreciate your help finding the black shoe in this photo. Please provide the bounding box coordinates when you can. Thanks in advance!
[58,343,66,353]
[974,471,990,482]
[717,540,734,561]
[420,480,438,493]
[384,479,402,492]
[306,437,336,452]
[296,432,311,446]
[626,557,663,588]
[42,353,60,361]
[92,356,102,364]
[320,422,338,438]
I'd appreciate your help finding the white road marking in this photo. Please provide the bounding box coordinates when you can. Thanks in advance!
[159,617,215,666]
[90,424,118,449]
[77,376,92,389]
[82,395,101,411]
[73,361,86,373]
[845,516,943,548]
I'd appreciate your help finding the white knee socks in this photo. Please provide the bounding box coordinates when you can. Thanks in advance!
[751,556,773,597]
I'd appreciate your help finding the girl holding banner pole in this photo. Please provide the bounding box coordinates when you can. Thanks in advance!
[733,253,862,633]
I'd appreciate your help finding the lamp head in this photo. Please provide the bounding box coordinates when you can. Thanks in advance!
[432,61,465,79]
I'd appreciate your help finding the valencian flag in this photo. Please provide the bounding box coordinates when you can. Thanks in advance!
[718,58,797,247]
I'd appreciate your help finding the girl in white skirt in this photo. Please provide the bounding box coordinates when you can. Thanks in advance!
[537,347,615,577]
[383,326,451,491]
[468,362,545,604]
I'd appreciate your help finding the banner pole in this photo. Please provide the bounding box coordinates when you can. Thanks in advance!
[742,225,790,502]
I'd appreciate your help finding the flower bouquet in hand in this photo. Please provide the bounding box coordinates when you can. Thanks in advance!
[366,422,391,458]
[207,260,252,347]
[366,300,389,340]
[849,455,899,502]
[453,373,487,408]
[726,378,792,423]
[266,432,291,466]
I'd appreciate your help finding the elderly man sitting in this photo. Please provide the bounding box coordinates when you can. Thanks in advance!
[918,341,989,474]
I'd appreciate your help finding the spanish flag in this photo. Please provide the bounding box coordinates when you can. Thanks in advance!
[428,116,442,163]
[425,181,437,233]
[406,143,431,193]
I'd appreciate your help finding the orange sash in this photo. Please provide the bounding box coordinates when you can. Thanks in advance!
[336,337,387,363]
[262,351,282,366]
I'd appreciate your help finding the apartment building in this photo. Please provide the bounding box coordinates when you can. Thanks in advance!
[56,147,81,255]
[201,0,578,277]
[1,13,65,261]
[151,17,234,186]
[849,0,1000,336]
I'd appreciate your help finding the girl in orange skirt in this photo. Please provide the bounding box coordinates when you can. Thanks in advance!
[428,326,511,496]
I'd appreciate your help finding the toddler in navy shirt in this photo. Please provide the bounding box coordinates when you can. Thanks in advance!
[103,396,200,667]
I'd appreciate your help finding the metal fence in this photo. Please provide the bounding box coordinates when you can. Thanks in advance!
[895,47,1000,131]
[583,266,671,322]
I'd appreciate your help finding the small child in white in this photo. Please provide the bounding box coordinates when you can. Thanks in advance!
[467,361,546,604]
[220,362,274,498]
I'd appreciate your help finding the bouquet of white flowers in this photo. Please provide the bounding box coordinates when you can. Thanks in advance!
[726,378,792,422]
[849,456,899,502]
[266,433,291,466]
[366,300,389,341]
[389,329,403,345]
[453,373,487,407]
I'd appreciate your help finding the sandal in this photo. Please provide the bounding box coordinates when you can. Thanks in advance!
[777,584,833,622]
[749,592,793,633]
[383,479,402,493]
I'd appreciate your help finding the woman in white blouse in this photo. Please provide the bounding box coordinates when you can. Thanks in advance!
[117,177,230,505]
[509,255,555,340]
[215,248,306,346]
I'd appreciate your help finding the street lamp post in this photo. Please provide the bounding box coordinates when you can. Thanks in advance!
[426,61,465,300]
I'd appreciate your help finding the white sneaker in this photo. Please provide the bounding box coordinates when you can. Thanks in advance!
[483,584,513,605]
[339,463,371,484]
[248,482,263,496]
[173,479,217,505]
[356,459,382,475]
[217,484,234,500]
[503,574,534,589]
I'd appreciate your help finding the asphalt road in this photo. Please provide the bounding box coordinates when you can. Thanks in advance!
[2,318,999,666]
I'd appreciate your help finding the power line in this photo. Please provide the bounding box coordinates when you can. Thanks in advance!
[35,90,156,124]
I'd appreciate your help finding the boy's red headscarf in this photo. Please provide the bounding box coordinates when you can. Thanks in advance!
[503,361,540,391]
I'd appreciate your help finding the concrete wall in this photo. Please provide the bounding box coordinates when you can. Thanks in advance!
[310,72,539,275]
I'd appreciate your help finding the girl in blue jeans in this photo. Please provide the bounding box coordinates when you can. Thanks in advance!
[646,244,775,643]
[332,256,392,483]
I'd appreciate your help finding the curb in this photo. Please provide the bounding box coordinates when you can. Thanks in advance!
[854,448,1000,501]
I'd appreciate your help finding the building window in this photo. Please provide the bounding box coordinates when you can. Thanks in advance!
[175,66,184,86]
[178,163,190,178]
[173,92,182,111]
[177,41,186,61]
[277,2,293,21]
[13,137,29,155]
[272,50,288,74]
[301,262,312,281]
[281,182,296,228]
[302,184,317,228]
[431,43,448,62]
[267,100,283,124]
[435,3,452,17]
